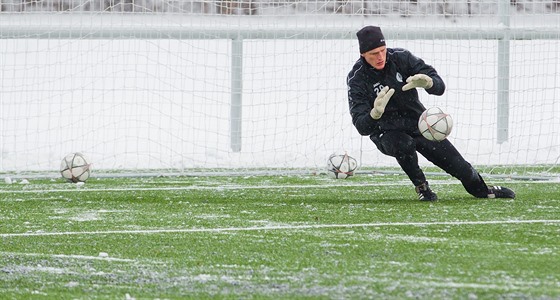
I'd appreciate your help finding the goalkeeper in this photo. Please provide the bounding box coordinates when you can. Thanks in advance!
[346,25,515,201]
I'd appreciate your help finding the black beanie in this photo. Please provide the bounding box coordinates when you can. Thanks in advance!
[357,26,386,53]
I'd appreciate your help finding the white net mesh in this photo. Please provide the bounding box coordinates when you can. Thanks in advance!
[1,0,559,177]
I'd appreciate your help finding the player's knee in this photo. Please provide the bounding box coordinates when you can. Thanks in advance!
[375,132,416,157]
[394,137,415,155]
[394,144,417,163]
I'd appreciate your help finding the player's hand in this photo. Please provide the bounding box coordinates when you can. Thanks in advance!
[402,74,433,91]
[370,86,395,119]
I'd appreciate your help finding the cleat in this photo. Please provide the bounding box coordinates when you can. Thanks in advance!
[487,186,516,199]
[415,181,438,201]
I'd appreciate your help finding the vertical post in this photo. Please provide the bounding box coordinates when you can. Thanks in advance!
[231,37,243,152]
[497,0,511,143]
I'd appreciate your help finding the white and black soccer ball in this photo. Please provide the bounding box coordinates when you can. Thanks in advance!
[327,153,358,179]
[60,152,91,183]
[418,107,453,141]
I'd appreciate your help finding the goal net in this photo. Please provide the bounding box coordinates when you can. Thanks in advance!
[1,0,559,178]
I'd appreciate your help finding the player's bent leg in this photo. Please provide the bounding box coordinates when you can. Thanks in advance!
[372,131,427,186]
[416,138,488,198]
[372,131,437,200]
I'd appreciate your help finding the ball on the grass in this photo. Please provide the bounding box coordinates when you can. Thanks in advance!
[60,152,91,183]
[418,107,453,141]
[327,153,357,179]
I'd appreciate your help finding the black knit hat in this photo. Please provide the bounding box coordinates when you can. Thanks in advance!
[357,26,386,53]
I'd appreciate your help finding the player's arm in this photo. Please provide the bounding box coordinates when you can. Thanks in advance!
[348,76,381,136]
[348,88,376,136]
[401,51,445,95]
[348,81,395,136]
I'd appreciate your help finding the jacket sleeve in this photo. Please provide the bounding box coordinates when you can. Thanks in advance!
[347,72,378,136]
[406,51,445,96]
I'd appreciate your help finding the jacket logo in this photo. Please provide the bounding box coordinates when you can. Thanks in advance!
[396,72,403,83]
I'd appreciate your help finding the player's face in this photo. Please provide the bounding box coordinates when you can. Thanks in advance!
[361,46,387,70]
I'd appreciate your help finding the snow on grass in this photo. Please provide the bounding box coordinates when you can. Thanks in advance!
[0,176,558,299]
[1,252,136,262]
[1,219,559,237]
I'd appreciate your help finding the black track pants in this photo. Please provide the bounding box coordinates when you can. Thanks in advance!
[371,131,489,198]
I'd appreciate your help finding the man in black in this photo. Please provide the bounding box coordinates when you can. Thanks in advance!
[347,25,515,201]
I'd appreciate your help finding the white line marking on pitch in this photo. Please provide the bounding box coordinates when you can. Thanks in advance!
[0,179,534,194]
[2,219,558,237]
[0,182,408,194]
[1,252,135,262]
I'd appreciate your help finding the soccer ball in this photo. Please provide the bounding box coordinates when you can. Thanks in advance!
[327,153,358,179]
[418,107,453,141]
[60,152,91,183]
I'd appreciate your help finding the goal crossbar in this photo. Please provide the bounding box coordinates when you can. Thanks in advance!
[2,26,559,41]
[1,15,559,40]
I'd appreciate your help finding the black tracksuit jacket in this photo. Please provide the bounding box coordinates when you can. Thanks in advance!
[347,47,445,137]
[346,48,489,198]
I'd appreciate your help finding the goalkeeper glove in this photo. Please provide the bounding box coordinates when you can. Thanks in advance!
[402,74,433,91]
[370,86,395,120]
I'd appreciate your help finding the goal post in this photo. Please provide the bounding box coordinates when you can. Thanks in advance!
[1,1,559,179]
